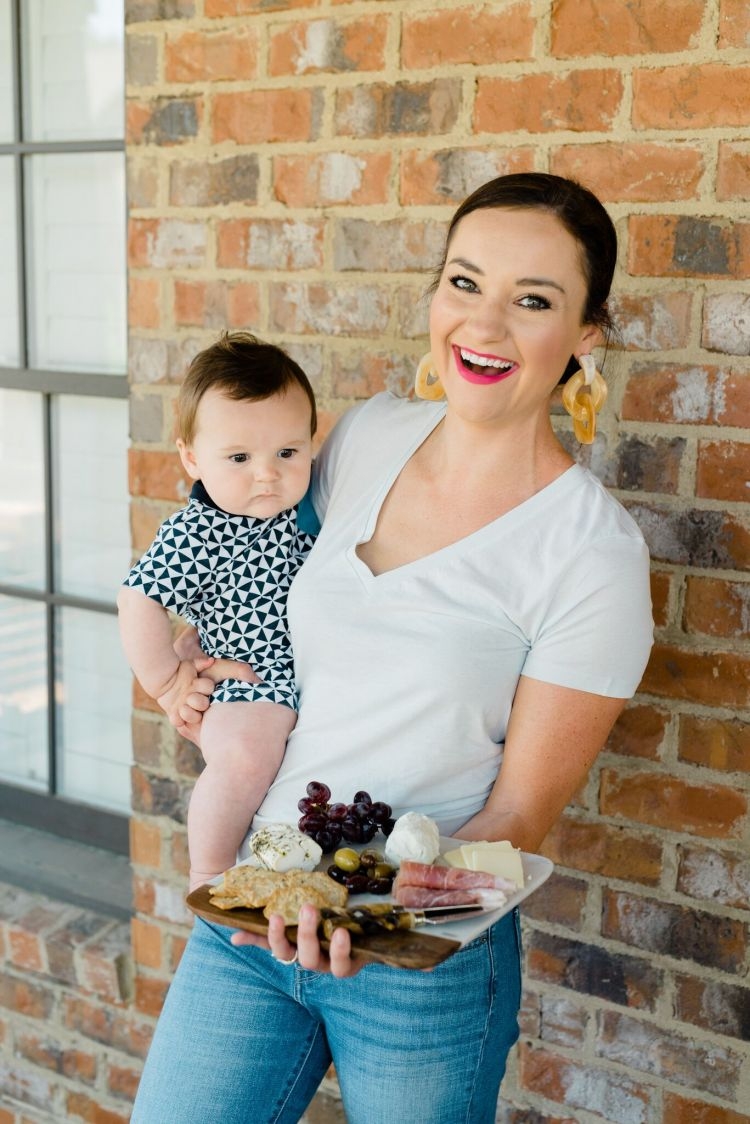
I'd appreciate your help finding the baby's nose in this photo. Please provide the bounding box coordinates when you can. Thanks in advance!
[254,459,281,480]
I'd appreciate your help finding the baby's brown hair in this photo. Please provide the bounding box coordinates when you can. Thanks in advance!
[177,332,317,444]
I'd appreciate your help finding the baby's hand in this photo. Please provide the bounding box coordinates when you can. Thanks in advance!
[202,658,262,686]
[157,660,207,730]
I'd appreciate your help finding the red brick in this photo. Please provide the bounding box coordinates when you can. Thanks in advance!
[170,155,259,206]
[608,292,693,352]
[674,973,750,1041]
[684,576,750,640]
[128,277,160,330]
[211,89,320,144]
[331,350,415,400]
[600,434,684,494]
[9,928,46,973]
[621,364,750,426]
[127,155,159,209]
[696,440,750,502]
[216,219,324,271]
[126,96,202,145]
[107,1062,141,1101]
[628,215,750,279]
[717,141,750,201]
[678,715,750,774]
[130,818,163,868]
[274,151,391,206]
[165,28,257,82]
[16,1033,97,1082]
[718,0,750,48]
[519,1044,651,1120]
[702,294,750,356]
[633,65,750,129]
[400,146,534,205]
[664,1092,750,1124]
[173,279,261,329]
[334,79,461,138]
[269,282,389,337]
[552,0,703,55]
[131,502,171,555]
[129,218,206,270]
[132,875,155,915]
[607,704,669,761]
[519,872,587,929]
[128,449,189,503]
[332,218,444,272]
[130,918,162,970]
[597,1009,742,1098]
[65,1092,130,1124]
[206,0,317,12]
[602,889,747,972]
[629,506,750,571]
[527,930,661,1010]
[542,815,662,884]
[537,994,588,1049]
[475,70,623,134]
[269,15,387,76]
[650,571,670,629]
[402,4,534,68]
[135,975,169,1018]
[127,0,195,18]
[601,767,746,838]
[551,142,703,202]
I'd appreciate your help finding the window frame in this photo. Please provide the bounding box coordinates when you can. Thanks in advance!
[0,0,129,855]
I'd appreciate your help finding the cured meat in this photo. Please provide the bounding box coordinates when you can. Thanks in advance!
[393,885,508,910]
[396,861,516,894]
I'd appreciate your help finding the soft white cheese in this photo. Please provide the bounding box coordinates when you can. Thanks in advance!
[444,840,524,888]
[384,811,440,866]
[239,823,322,872]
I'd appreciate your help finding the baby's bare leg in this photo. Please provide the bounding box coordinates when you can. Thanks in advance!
[187,701,296,890]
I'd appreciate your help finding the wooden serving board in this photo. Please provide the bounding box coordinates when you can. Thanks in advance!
[186,884,461,970]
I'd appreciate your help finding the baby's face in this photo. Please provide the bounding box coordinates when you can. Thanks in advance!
[177,384,314,519]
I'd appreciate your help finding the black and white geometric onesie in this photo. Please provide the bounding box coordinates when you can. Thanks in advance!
[123,481,318,711]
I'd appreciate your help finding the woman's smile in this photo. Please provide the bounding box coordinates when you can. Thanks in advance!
[453,344,518,385]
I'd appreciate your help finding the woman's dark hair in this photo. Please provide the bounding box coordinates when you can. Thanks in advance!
[177,331,317,443]
[432,173,618,381]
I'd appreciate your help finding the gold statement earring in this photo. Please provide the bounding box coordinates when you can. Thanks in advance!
[562,354,608,444]
[414,353,445,401]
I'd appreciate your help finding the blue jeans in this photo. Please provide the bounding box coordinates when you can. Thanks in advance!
[131,912,522,1124]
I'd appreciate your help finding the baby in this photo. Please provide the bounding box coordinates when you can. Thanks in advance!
[118,332,318,889]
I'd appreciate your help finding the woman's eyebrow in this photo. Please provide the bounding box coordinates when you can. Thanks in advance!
[447,256,483,274]
[516,276,566,294]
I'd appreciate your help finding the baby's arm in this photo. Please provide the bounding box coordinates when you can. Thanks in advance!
[117,586,201,726]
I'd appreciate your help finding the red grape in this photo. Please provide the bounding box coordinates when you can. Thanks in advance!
[306,781,331,803]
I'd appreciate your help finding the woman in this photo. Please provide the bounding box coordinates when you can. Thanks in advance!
[132,174,653,1124]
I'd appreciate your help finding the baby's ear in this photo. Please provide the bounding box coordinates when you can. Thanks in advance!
[176,439,200,480]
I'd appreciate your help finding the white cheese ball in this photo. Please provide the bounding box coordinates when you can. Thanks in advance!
[384,812,440,866]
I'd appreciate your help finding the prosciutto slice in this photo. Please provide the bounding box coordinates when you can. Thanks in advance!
[395,861,517,895]
[393,885,508,910]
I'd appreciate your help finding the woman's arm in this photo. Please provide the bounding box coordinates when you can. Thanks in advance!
[457,675,626,852]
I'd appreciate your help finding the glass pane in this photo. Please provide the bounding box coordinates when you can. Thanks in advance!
[24,0,124,142]
[0,0,13,142]
[0,157,20,365]
[53,396,130,601]
[26,151,126,374]
[56,607,132,814]
[0,595,48,790]
[0,389,45,589]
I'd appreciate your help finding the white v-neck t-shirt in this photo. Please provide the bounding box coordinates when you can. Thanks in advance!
[252,392,653,837]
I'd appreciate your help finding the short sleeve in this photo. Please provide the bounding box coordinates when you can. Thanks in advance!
[123,510,211,616]
[522,534,653,698]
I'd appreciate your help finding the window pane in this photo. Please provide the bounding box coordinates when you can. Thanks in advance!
[53,396,130,601]
[26,152,126,374]
[0,157,20,365]
[24,0,124,142]
[0,389,45,589]
[0,595,48,789]
[0,0,13,142]
[56,607,132,814]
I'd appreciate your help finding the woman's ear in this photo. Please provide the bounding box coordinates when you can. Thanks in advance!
[577,323,605,357]
[176,439,200,481]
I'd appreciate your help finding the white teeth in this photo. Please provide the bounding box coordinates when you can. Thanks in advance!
[459,349,513,370]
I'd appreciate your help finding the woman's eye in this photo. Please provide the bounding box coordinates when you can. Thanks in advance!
[229,453,248,463]
[518,293,551,310]
[448,274,478,293]
[277,448,296,460]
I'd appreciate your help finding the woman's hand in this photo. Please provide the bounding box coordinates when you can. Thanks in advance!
[230,906,364,978]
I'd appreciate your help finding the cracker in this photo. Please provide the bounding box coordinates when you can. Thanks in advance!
[210,866,284,909]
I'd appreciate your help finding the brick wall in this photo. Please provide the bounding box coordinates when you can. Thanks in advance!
[8,1,748,1121]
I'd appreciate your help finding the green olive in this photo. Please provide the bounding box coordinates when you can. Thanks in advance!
[372,862,394,880]
[333,847,360,873]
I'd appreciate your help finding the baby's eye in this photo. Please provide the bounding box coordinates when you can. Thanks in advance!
[229,453,248,463]
[449,274,479,293]
[518,293,551,310]
[277,448,296,460]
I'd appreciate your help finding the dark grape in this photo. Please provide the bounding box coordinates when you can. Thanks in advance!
[317,829,337,854]
[298,812,328,833]
[327,802,347,821]
[353,790,372,806]
[306,781,331,803]
[297,797,317,814]
[341,818,363,843]
[381,817,396,836]
[354,801,372,819]
[327,864,347,884]
[370,801,392,824]
[359,821,377,843]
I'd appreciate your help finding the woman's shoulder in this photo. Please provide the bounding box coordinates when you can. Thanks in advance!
[563,464,647,547]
